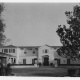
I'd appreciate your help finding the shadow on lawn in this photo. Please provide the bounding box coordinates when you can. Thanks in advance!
[12,67,68,77]
[28,72,67,77]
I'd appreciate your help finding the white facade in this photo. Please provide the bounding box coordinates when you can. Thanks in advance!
[17,47,38,64]
[0,45,17,64]
[0,44,80,66]
[38,45,54,65]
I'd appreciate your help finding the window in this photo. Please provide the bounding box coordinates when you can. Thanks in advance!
[24,51,27,54]
[9,49,11,53]
[11,58,13,64]
[32,59,34,64]
[13,49,15,53]
[33,51,35,54]
[24,48,27,54]
[2,49,3,53]
[32,58,37,64]
[57,59,60,64]
[67,59,70,64]
[11,49,13,53]
[14,58,16,64]
[43,49,48,53]
[34,58,37,60]
[23,59,26,64]
[45,49,48,53]
[28,48,32,50]
[9,49,15,53]
[4,49,8,53]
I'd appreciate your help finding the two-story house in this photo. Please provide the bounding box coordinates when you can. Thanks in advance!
[0,44,80,66]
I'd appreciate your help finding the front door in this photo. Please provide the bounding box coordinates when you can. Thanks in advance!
[43,57,49,66]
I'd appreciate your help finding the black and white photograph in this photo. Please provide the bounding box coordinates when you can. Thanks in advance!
[0,1,80,77]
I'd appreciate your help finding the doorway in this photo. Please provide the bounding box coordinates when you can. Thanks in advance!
[43,55,49,66]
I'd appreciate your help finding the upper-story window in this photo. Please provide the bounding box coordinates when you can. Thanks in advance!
[9,49,12,53]
[45,49,47,53]
[13,49,15,53]
[28,48,32,50]
[42,49,48,53]
[24,48,27,54]
[33,51,35,54]
[9,49,15,53]
[4,49,8,53]
[9,49,11,53]
[2,48,15,53]
[45,49,48,53]
[24,51,27,54]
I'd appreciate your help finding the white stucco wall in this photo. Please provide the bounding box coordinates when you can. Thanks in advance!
[1,45,80,65]
[38,45,68,65]
[18,56,37,64]
[16,47,22,64]
[18,48,38,64]
[38,45,54,64]
[0,47,17,64]
[0,47,17,56]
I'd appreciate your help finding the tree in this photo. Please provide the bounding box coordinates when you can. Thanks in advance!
[0,3,6,46]
[56,5,80,60]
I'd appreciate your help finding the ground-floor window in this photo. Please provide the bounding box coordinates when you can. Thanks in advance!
[11,58,13,64]
[67,59,70,65]
[32,58,37,64]
[32,59,34,64]
[23,59,26,64]
[14,58,16,64]
[54,58,60,65]
[57,59,60,64]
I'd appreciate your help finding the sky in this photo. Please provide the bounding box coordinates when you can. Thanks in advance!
[2,3,79,46]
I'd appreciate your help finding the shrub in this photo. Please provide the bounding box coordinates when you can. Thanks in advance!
[38,62,41,67]
[67,68,76,77]
[50,63,53,67]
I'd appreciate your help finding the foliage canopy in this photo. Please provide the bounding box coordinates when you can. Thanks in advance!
[56,5,80,59]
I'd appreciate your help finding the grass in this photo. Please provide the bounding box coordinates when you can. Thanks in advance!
[11,67,68,77]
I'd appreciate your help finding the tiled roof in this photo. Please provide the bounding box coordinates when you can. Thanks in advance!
[19,45,61,50]
[19,46,39,50]
[0,45,17,48]
[51,46,61,49]
[39,44,62,49]
[0,44,62,49]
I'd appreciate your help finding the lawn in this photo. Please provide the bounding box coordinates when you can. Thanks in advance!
[11,67,68,77]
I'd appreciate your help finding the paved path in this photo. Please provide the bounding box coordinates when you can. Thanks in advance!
[11,67,68,77]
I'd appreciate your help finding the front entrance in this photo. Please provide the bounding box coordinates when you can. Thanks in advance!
[43,55,49,66]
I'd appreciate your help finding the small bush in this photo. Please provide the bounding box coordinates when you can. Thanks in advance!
[50,63,53,67]
[6,63,12,76]
[67,68,76,77]
[38,63,42,67]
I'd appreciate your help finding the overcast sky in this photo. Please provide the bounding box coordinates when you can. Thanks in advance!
[2,3,79,46]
